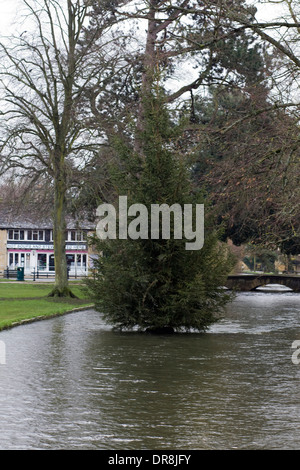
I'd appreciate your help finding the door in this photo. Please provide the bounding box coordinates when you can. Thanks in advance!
[49,254,55,271]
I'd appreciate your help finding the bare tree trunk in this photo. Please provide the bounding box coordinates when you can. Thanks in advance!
[135,1,157,155]
[48,156,75,297]
[48,0,77,297]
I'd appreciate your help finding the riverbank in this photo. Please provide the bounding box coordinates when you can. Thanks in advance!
[0,282,94,331]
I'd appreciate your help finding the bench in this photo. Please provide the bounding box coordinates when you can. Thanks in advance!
[31,269,56,281]
[31,268,70,281]
[3,269,18,279]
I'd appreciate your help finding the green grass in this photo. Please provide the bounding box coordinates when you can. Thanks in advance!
[0,282,94,330]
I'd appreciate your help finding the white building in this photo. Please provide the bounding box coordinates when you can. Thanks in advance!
[0,211,95,277]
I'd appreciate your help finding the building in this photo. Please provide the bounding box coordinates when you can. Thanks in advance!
[0,210,95,277]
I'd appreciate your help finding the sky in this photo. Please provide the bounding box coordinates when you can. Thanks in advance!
[0,1,18,36]
[0,0,286,36]
[0,0,287,104]
[255,1,287,21]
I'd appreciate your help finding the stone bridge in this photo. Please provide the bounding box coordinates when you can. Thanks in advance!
[225,274,300,292]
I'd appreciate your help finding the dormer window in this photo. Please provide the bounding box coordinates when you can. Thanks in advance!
[69,230,87,241]
[27,230,44,241]
[51,230,87,241]
[8,230,25,241]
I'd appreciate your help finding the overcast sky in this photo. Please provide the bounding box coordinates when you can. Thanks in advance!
[0,0,19,36]
[0,0,285,36]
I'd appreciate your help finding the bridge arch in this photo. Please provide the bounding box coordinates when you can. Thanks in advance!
[226,274,300,292]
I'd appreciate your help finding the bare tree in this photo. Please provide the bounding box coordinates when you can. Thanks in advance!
[132,0,300,251]
[0,0,119,296]
[212,0,300,248]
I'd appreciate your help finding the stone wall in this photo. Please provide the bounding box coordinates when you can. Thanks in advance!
[0,229,7,273]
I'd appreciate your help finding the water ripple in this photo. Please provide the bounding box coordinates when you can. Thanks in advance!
[0,297,300,449]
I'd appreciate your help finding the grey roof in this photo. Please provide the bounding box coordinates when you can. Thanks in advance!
[0,206,95,230]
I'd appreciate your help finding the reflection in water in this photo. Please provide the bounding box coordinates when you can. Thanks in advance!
[0,291,300,449]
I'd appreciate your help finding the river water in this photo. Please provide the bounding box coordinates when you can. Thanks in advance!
[1,289,300,450]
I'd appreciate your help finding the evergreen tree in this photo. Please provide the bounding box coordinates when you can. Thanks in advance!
[87,90,235,333]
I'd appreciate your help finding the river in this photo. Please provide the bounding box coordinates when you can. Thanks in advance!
[0,289,300,450]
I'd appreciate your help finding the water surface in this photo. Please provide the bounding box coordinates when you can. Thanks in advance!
[1,290,300,449]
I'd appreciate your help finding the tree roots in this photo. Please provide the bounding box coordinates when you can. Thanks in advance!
[47,287,78,298]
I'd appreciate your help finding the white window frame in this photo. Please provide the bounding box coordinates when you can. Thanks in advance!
[8,252,27,268]
[65,230,87,242]
[8,230,25,241]
[27,230,45,241]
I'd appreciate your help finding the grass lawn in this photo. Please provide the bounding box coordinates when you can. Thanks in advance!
[0,282,94,330]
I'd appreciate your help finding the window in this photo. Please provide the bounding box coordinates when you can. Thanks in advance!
[9,252,30,268]
[27,230,44,241]
[9,253,19,267]
[53,230,88,242]
[38,253,47,270]
[45,230,51,242]
[69,254,88,272]
[69,230,86,242]
[66,254,75,267]
[25,253,30,269]
[8,230,25,241]
[76,254,87,268]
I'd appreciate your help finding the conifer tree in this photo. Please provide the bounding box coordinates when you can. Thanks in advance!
[87,85,235,332]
